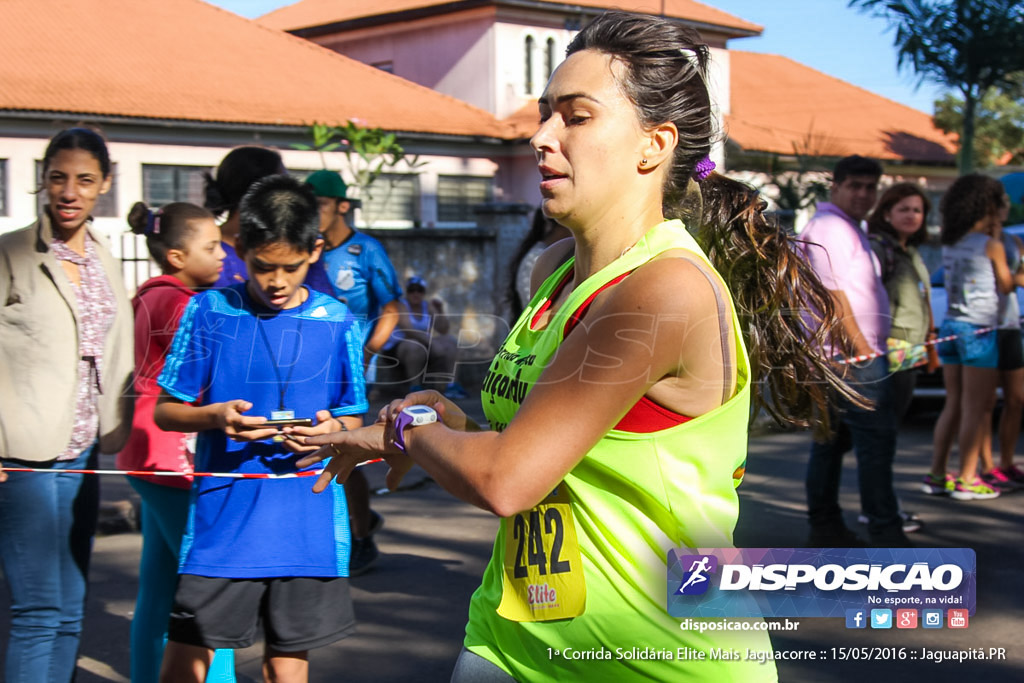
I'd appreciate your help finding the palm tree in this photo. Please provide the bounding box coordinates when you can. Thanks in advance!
[849,0,1024,172]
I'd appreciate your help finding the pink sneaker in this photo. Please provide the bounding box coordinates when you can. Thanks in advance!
[980,469,1019,491]
[998,465,1024,484]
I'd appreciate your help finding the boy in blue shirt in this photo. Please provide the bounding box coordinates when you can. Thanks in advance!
[155,175,367,683]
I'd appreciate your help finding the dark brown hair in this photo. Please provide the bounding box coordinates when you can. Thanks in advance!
[203,146,284,216]
[568,12,861,432]
[868,182,931,247]
[237,175,320,254]
[42,127,112,178]
[833,155,883,186]
[940,174,1007,246]
[567,14,713,218]
[128,201,214,272]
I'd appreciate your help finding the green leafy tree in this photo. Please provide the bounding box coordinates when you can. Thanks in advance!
[293,119,427,226]
[292,122,343,168]
[849,0,1024,173]
[934,77,1024,168]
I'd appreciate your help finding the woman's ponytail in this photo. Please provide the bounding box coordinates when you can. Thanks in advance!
[693,173,866,435]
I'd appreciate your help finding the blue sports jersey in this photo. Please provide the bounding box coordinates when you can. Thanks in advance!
[158,284,368,578]
[321,231,402,327]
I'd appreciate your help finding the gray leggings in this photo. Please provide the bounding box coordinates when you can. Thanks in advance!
[451,648,517,682]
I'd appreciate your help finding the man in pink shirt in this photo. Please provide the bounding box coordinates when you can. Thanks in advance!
[801,155,909,547]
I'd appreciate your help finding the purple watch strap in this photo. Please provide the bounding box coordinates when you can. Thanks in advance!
[392,410,416,453]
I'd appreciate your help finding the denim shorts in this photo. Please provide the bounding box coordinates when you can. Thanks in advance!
[937,319,998,368]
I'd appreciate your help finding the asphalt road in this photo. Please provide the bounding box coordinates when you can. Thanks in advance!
[2,404,1022,682]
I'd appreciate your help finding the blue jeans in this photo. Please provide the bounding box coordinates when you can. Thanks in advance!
[806,358,902,538]
[128,478,235,683]
[0,446,100,683]
[451,648,516,683]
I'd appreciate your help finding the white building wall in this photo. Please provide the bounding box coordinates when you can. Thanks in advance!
[707,46,731,169]
[1,136,498,236]
[433,25,497,115]
[493,22,577,119]
[316,13,498,115]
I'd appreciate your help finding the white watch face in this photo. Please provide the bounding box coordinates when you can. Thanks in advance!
[403,405,438,426]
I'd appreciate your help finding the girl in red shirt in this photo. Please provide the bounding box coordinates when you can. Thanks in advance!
[117,201,234,683]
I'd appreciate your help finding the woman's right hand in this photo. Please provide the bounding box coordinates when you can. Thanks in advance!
[0,462,6,484]
[377,389,475,432]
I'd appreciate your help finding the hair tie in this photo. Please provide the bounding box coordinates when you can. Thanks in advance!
[147,209,162,236]
[693,157,716,181]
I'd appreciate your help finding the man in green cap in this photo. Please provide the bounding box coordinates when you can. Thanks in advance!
[305,169,402,575]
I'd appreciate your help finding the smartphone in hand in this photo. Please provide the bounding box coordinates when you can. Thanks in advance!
[262,418,314,428]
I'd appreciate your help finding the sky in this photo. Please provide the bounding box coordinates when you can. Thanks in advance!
[210,0,948,114]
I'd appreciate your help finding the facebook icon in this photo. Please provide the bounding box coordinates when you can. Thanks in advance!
[845,609,867,629]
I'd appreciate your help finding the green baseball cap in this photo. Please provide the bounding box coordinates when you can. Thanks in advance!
[305,170,349,199]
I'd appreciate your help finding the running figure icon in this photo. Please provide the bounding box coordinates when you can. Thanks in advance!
[677,556,712,594]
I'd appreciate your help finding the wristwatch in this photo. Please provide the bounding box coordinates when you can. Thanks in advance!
[393,405,438,453]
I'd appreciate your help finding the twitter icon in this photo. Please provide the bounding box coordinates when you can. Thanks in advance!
[870,609,892,629]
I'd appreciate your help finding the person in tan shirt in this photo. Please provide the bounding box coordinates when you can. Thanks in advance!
[0,127,133,683]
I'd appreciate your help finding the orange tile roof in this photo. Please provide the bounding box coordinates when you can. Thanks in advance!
[0,0,507,138]
[725,51,956,163]
[260,0,761,35]
[503,100,541,139]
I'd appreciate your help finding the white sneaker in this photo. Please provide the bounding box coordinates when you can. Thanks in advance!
[857,510,922,533]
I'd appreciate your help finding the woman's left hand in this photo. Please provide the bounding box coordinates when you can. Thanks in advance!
[281,410,341,454]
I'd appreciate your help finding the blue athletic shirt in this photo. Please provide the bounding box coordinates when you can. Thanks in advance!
[321,231,402,330]
[158,283,368,578]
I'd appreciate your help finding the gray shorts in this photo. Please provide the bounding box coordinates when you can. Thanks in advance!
[168,574,355,652]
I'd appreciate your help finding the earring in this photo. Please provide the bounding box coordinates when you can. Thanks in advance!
[640,158,648,167]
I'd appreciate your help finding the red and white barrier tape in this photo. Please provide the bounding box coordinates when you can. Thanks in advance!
[3,458,383,478]
[837,325,997,365]
[2,325,1006,475]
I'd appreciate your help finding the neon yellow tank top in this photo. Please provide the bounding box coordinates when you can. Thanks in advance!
[465,220,777,681]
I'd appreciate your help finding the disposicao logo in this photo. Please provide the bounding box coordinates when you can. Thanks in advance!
[667,548,976,619]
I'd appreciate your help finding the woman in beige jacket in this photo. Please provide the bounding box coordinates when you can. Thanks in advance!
[0,128,133,682]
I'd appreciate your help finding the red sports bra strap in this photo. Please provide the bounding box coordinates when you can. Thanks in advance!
[529,267,575,331]
[562,270,633,337]
[614,395,692,432]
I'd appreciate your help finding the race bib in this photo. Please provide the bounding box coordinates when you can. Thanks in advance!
[497,485,585,621]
